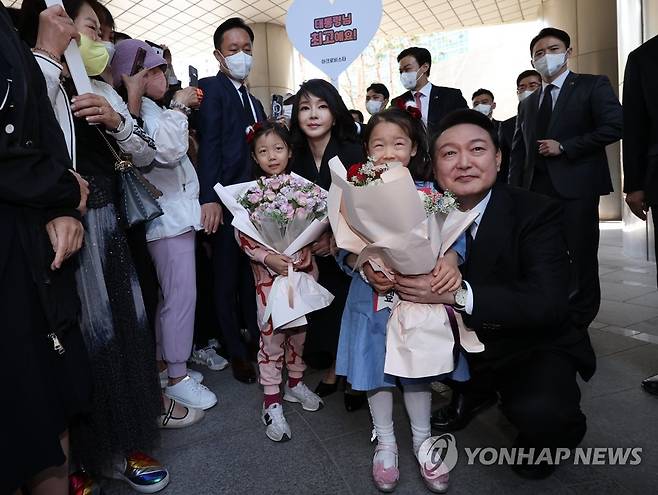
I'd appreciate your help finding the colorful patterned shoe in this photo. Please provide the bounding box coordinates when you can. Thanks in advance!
[112,452,170,493]
[69,470,104,495]
[372,443,399,493]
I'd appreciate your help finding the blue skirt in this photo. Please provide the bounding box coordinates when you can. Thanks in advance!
[335,272,470,392]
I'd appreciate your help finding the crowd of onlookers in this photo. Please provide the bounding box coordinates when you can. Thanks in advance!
[2,0,657,494]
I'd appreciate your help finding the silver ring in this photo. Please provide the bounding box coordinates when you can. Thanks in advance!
[97,106,102,115]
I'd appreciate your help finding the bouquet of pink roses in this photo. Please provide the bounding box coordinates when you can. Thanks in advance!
[238,175,328,252]
[215,174,333,330]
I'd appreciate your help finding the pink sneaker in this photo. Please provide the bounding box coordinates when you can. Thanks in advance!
[419,459,450,493]
[372,443,399,492]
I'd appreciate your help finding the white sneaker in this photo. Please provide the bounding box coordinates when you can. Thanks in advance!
[164,376,217,410]
[159,368,204,388]
[283,382,324,412]
[190,345,229,371]
[261,403,291,442]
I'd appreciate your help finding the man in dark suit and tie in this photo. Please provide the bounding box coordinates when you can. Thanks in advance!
[622,35,658,395]
[391,47,467,136]
[509,27,623,332]
[498,70,542,184]
[396,110,595,479]
[197,18,267,384]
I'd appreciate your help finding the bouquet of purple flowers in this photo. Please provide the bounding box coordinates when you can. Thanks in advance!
[215,173,333,331]
[238,175,327,251]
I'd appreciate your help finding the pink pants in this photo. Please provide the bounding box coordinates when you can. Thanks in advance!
[259,324,307,395]
[147,230,196,378]
[236,231,312,395]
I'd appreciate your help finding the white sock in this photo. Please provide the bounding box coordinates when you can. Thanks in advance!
[367,388,397,469]
[403,384,432,458]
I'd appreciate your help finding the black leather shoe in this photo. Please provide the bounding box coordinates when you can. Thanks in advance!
[231,357,256,384]
[641,373,658,396]
[315,380,338,397]
[344,390,367,412]
[431,390,497,431]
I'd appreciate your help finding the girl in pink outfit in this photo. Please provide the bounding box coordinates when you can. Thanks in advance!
[237,121,324,442]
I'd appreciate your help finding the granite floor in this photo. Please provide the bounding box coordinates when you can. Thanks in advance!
[104,222,658,495]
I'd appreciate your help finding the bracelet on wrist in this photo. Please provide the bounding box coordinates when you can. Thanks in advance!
[108,113,126,133]
[169,99,191,116]
[32,47,61,63]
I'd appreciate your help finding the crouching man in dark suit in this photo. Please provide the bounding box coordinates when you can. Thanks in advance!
[394,110,596,479]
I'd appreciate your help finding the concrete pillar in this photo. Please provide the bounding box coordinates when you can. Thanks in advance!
[540,0,622,221]
[248,23,295,116]
[616,0,657,261]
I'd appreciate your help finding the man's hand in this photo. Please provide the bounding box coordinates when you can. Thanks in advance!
[363,263,395,294]
[537,139,563,157]
[430,251,462,294]
[626,190,648,221]
[70,170,89,215]
[201,202,222,234]
[264,253,292,276]
[35,5,79,60]
[395,273,455,304]
[311,231,332,257]
[46,216,84,270]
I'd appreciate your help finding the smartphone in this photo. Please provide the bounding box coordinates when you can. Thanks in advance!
[271,94,284,119]
[145,40,164,57]
[189,65,199,87]
[130,47,146,76]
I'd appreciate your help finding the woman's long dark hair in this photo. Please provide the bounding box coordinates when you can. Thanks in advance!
[363,107,431,181]
[19,0,102,46]
[289,79,359,152]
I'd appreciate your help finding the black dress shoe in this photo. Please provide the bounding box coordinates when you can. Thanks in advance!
[431,390,497,431]
[641,373,658,396]
[231,357,256,384]
[511,461,556,480]
[344,390,367,412]
[315,380,338,397]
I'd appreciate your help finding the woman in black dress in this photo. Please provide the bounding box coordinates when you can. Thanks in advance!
[289,79,366,407]
[1,4,91,494]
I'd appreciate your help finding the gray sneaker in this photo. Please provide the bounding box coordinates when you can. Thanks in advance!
[283,382,324,411]
[261,403,291,442]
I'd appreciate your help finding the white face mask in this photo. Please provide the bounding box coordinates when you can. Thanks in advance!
[221,51,253,81]
[534,52,567,79]
[400,70,420,90]
[366,100,384,115]
[473,103,492,117]
[282,104,293,120]
[102,41,115,62]
[517,89,535,102]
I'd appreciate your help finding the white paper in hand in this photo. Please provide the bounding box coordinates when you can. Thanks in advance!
[44,0,93,96]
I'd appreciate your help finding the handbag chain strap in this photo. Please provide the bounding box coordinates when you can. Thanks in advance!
[95,126,133,171]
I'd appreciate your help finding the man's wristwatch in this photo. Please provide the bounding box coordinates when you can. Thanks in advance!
[453,281,468,311]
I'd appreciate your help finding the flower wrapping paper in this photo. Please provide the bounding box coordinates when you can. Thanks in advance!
[327,157,484,378]
[215,174,334,331]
